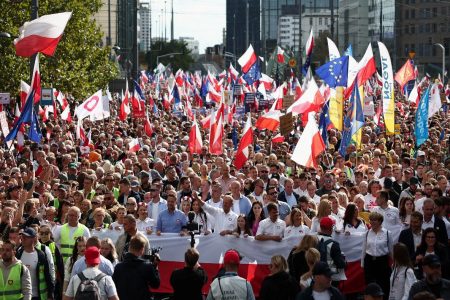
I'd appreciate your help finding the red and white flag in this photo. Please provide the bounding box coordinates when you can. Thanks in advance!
[20,81,30,108]
[238,44,257,73]
[234,115,253,170]
[229,63,239,81]
[271,134,285,144]
[277,46,285,63]
[287,79,324,117]
[260,73,274,90]
[14,12,72,57]
[356,43,376,86]
[144,111,153,137]
[209,104,224,155]
[75,90,103,120]
[119,81,131,120]
[128,138,141,152]
[30,54,41,104]
[255,101,282,131]
[189,118,203,154]
[408,81,419,106]
[291,113,325,168]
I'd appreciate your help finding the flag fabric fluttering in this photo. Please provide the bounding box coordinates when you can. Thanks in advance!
[128,138,141,152]
[75,90,103,120]
[394,59,416,90]
[189,118,203,154]
[415,86,430,147]
[291,112,325,168]
[302,29,314,75]
[238,44,261,85]
[327,38,340,61]
[315,56,349,88]
[428,83,442,118]
[378,42,395,135]
[277,46,285,63]
[234,114,253,170]
[14,12,72,57]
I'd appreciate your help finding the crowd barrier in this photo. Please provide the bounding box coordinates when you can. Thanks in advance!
[91,224,403,296]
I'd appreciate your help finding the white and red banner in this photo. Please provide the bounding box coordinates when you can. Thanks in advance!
[75,90,103,120]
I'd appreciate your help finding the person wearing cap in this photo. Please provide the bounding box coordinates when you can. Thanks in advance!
[364,282,384,300]
[67,163,78,181]
[362,212,394,299]
[138,171,151,193]
[130,180,144,201]
[15,227,55,300]
[408,254,450,300]
[113,235,160,300]
[400,177,420,203]
[0,240,32,300]
[206,249,255,300]
[316,216,347,285]
[64,246,118,300]
[296,261,344,300]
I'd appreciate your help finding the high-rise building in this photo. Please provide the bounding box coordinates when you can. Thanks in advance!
[338,0,369,59]
[139,2,151,52]
[179,37,200,58]
[93,0,118,47]
[117,0,139,79]
[225,0,261,67]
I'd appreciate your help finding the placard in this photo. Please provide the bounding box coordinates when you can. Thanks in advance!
[233,84,242,95]
[244,93,255,105]
[40,88,53,106]
[0,93,10,104]
[282,95,295,110]
[0,112,12,149]
[279,112,293,136]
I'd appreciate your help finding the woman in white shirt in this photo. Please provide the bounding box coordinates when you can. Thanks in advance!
[341,203,367,234]
[136,203,154,234]
[191,198,212,234]
[364,179,382,211]
[310,200,335,233]
[389,243,416,300]
[109,206,126,234]
[284,208,310,239]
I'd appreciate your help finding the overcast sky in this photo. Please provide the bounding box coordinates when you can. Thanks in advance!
[149,0,226,53]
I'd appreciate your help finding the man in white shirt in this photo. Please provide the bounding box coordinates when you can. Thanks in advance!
[372,190,402,231]
[206,183,223,208]
[255,203,286,242]
[146,184,167,223]
[199,195,238,235]
[65,247,119,300]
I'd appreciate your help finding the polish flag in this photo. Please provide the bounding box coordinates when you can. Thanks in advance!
[209,108,223,155]
[140,70,149,84]
[428,83,442,118]
[356,43,376,86]
[256,101,282,131]
[20,81,30,108]
[305,30,314,56]
[119,81,130,121]
[55,90,72,122]
[14,12,72,57]
[277,46,285,63]
[208,84,222,103]
[234,115,253,170]
[291,113,325,168]
[260,73,274,90]
[144,114,153,137]
[30,54,41,104]
[76,119,88,146]
[287,79,324,116]
[185,99,194,120]
[229,63,239,81]
[271,134,285,144]
[128,138,141,152]
[189,118,203,154]
[200,114,211,130]
[293,78,303,99]
[238,44,258,73]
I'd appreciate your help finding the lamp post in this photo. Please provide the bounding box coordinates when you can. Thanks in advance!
[156,52,182,67]
[434,43,445,83]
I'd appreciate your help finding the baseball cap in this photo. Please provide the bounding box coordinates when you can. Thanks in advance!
[422,254,441,267]
[85,247,101,265]
[312,261,333,277]
[131,180,140,187]
[224,249,241,265]
[68,162,78,169]
[139,171,150,178]
[320,216,335,230]
[21,227,37,238]
[364,282,384,297]
[417,150,425,157]
[409,177,419,185]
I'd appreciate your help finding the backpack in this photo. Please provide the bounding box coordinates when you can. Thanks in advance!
[317,238,334,263]
[74,272,106,300]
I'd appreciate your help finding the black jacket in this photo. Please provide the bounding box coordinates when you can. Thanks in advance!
[112,252,160,300]
[16,247,55,300]
[260,271,299,300]
[118,190,142,204]
[408,278,450,300]
[170,267,207,300]
[432,215,449,246]
[398,228,417,262]
[278,191,300,204]
[287,249,309,283]
[296,285,345,300]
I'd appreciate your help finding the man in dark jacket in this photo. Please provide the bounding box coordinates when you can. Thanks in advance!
[296,262,344,300]
[170,248,207,300]
[113,235,160,300]
[398,211,424,262]
[408,254,450,300]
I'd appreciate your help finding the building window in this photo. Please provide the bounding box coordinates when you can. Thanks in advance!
[319,18,322,25]
[411,25,415,34]
[432,23,437,33]
[411,9,415,18]
[425,23,431,33]
[405,26,409,34]
[433,7,437,17]
[310,18,313,25]
[405,10,409,19]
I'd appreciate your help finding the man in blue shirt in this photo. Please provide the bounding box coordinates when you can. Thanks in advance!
[156,191,187,235]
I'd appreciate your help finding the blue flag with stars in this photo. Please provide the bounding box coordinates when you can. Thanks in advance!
[316,56,349,88]
[5,90,42,144]
[319,100,331,146]
[242,59,261,85]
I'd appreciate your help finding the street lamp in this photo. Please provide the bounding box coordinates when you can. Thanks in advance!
[434,43,446,83]
[156,52,182,67]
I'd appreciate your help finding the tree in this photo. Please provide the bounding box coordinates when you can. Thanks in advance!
[147,40,194,71]
[312,30,332,69]
[0,0,118,100]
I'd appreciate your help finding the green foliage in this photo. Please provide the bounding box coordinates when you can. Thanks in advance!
[312,30,332,68]
[0,0,118,100]
[146,40,195,71]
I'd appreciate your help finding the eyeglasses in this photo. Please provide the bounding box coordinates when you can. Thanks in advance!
[269,192,278,196]
[126,203,135,206]
[260,170,268,173]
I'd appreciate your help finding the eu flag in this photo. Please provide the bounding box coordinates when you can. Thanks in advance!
[319,100,331,146]
[242,60,261,85]
[5,90,42,143]
[316,56,349,88]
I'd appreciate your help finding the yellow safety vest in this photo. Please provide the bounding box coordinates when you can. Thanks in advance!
[60,224,85,263]
[0,263,24,300]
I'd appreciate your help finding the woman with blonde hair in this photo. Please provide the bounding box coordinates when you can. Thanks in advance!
[300,248,321,290]
[260,255,298,300]
[287,235,319,283]
[310,200,335,233]
[100,238,119,266]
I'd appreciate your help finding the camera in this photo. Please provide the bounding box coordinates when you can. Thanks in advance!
[143,247,162,264]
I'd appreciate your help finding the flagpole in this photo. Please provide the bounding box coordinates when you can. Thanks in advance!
[30,0,39,82]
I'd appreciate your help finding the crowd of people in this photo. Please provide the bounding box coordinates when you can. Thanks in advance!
[0,68,448,300]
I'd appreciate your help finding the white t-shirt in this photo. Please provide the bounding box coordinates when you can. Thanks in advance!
[136,217,154,233]
[232,199,241,215]
[21,250,39,297]
[256,218,286,238]
[284,225,310,239]
[65,267,117,300]
[312,289,331,300]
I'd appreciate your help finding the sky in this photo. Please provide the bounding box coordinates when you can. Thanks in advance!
[149,0,226,54]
